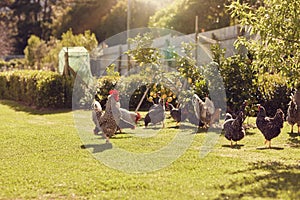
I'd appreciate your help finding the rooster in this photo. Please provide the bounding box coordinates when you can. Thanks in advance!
[223,111,245,147]
[93,90,134,143]
[287,91,300,134]
[256,105,284,148]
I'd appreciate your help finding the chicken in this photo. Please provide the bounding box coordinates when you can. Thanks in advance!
[286,91,300,134]
[223,111,245,147]
[256,105,284,148]
[168,103,188,126]
[144,98,166,128]
[91,100,103,135]
[237,100,248,123]
[95,90,133,142]
[192,94,221,128]
[94,90,121,143]
[116,108,141,133]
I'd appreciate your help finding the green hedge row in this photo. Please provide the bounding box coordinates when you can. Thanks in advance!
[0,70,73,108]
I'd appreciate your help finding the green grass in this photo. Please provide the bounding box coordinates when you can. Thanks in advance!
[1,100,300,199]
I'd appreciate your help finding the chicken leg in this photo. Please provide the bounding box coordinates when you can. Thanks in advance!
[264,140,271,148]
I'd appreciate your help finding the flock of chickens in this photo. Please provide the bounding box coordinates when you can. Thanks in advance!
[92,89,300,147]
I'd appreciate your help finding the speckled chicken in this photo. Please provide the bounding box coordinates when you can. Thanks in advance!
[95,90,121,143]
[287,91,300,134]
[223,111,245,147]
[256,105,284,148]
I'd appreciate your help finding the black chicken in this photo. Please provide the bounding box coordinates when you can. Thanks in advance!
[287,91,300,134]
[223,111,245,147]
[230,100,248,122]
[168,103,188,126]
[256,105,284,148]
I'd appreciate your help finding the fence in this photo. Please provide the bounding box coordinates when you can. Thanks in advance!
[90,25,252,77]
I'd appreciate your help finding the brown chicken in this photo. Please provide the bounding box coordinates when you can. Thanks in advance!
[256,105,284,148]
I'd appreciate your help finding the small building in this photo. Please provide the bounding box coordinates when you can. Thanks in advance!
[58,47,92,82]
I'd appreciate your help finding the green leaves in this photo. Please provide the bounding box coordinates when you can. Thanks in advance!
[228,0,300,85]
[0,70,73,108]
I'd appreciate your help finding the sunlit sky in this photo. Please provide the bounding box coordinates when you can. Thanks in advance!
[139,0,175,7]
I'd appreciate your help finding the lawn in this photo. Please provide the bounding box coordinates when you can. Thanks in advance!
[0,100,300,200]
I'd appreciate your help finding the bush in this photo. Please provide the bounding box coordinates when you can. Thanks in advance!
[257,73,291,116]
[0,70,73,108]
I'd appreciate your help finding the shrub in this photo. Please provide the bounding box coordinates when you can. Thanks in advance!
[0,70,73,108]
[257,73,290,116]
[219,54,258,113]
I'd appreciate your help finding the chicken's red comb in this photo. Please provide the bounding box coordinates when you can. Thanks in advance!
[135,112,141,123]
[257,104,261,110]
[109,90,119,95]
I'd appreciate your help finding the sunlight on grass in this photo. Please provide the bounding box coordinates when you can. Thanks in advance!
[1,100,300,199]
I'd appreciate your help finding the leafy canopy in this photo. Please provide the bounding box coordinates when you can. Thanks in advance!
[228,0,300,86]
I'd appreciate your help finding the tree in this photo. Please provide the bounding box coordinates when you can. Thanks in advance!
[96,0,159,43]
[149,0,231,34]
[228,0,300,86]
[9,0,43,54]
[54,0,117,41]
[0,0,74,54]
[24,35,47,68]
[23,29,98,71]
[0,3,15,57]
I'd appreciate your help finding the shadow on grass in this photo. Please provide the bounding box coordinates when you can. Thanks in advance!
[81,143,113,153]
[0,100,72,115]
[256,146,284,150]
[245,129,256,136]
[112,135,133,140]
[222,144,244,149]
[287,131,300,148]
[215,161,300,199]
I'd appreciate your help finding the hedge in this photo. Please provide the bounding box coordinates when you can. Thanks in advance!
[0,70,73,108]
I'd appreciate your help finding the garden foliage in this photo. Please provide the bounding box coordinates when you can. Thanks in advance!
[0,70,73,108]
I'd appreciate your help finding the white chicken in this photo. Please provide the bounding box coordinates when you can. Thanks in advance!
[117,108,141,133]
[91,100,102,134]
[192,94,221,128]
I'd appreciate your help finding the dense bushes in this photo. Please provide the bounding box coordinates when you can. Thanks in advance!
[257,73,291,116]
[0,70,73,108]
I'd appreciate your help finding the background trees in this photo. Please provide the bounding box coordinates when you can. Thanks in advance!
[149,0,231,34]
[228,0,300,86]
[0,0,234,55]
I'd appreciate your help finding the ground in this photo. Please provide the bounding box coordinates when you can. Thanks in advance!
[0,100,299,199]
